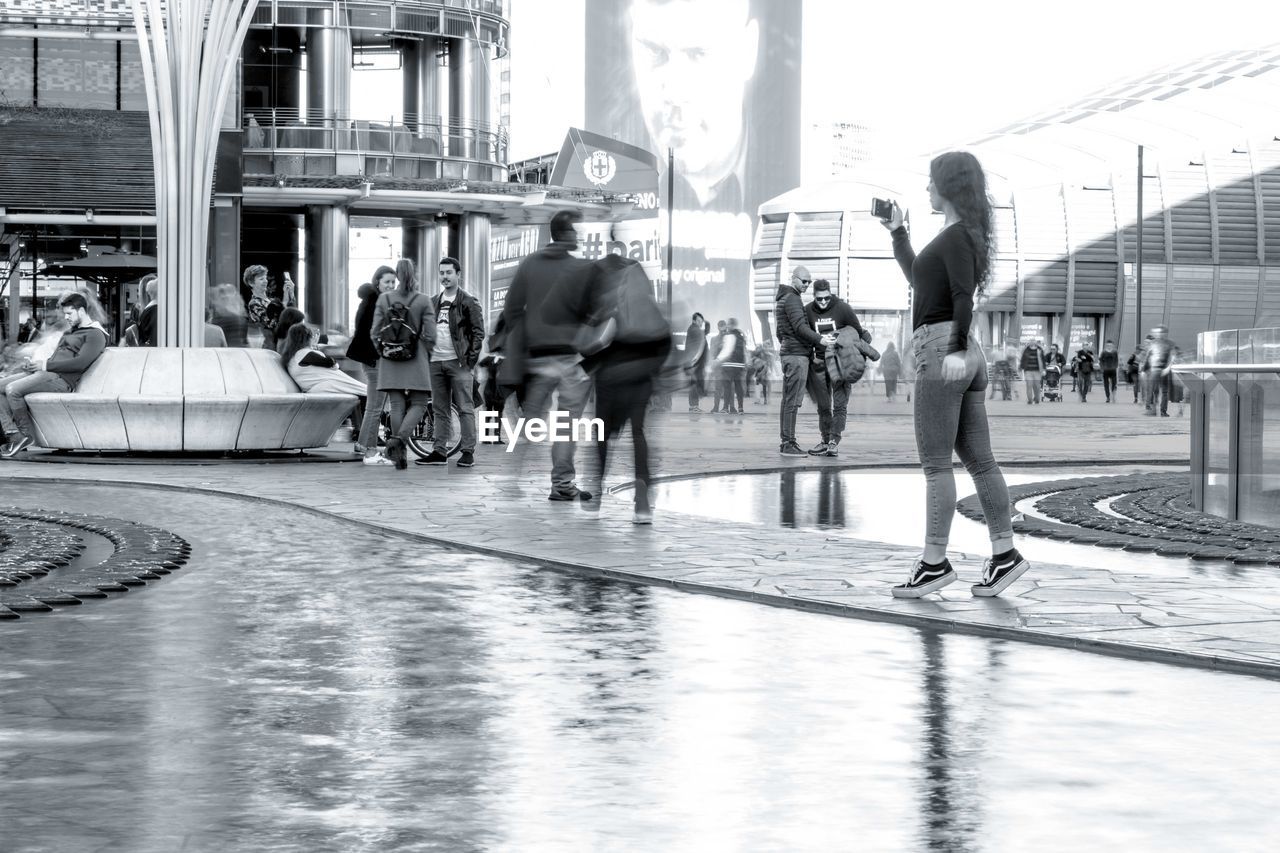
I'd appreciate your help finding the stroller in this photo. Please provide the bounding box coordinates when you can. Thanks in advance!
[1042,363,1063,402]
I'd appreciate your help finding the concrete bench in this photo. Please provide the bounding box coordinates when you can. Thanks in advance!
[25,348,358,452]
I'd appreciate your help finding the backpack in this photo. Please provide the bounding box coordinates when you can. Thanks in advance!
[377,293,421,361]
[612,263,669,343]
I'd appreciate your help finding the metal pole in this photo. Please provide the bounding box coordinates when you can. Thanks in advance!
[1136,144,1144,351]
[665,147,674,320]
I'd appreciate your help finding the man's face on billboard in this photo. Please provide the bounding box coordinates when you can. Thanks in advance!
[629,0,759,186]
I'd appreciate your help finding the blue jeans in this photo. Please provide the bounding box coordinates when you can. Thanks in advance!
[428,358,477,453]
[356,363,387,452]
[0,371,71,439]
[779,354,809,446]
[520,354,592,491]
[912,322,1013,548]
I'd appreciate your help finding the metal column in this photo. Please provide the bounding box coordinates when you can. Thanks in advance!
[305,205,350,333]
[460,214,491,324]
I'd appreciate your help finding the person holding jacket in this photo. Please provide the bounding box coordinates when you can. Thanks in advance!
[371,258,436,470]
[881,151,1029,599]
[804,278,870,456]
[0,291,109,458]
[774,265,824,456]
[417,256,484,468]
[347,264,397,464]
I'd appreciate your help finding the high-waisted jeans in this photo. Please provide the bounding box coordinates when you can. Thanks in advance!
[912,322,1013,548]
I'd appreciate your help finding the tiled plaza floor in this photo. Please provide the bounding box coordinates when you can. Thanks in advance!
[10,395,1267,677]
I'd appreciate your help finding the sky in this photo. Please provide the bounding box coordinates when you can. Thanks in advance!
[504,0,1279,170]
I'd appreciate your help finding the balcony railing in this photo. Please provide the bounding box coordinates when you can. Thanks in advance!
[243,109,509,182]
[2,1,509,53]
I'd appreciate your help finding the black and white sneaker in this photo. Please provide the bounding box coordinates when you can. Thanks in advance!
[971,551,1031,597]
[891,559,957,598]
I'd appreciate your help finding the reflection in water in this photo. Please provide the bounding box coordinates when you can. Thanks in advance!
[916,633,999,852]
[2,482,1279,851]
[659,467,1268,582]
[779,469,846,529]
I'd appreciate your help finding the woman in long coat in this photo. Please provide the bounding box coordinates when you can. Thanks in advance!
[371,258,435,469]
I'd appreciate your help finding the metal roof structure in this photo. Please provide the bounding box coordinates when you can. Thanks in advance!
[752,43,1280,348]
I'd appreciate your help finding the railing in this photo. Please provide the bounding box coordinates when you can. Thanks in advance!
[2,1,509,52]
[242,109,509,179]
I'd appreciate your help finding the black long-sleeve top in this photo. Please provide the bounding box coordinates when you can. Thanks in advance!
[891,223,977,353]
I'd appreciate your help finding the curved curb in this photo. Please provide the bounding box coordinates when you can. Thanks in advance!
[3,472,1277,681]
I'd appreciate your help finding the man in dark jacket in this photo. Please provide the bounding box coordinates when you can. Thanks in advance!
[417,256,485,468]
[803,279,868,456]
[583,252,672,523]
[1098,339,1120,403]
[684,313,708,411]
[493,209,595,501]
[1072,346,1095,402]
[1,291,109,457]
[1019,340,1045,404]
[774,265,823,455]
[711,317,748,414]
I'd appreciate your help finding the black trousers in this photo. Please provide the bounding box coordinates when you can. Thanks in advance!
[1101,370,1117,400]
[595,376,654,511]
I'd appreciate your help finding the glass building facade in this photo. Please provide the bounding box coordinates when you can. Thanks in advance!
[1183,328,1280,526]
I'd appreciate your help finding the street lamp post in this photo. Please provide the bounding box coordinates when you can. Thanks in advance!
[1136,144,1144,351]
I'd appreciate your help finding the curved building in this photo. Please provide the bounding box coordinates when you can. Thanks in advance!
[1,0,628,339]
[754,44,1280,356]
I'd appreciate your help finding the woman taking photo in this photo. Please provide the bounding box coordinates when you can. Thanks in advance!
[371,258,435,470]
[881,151,1030,598]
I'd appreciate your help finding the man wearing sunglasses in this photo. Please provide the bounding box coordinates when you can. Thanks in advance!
[804,278,870,456]
[773,266,824,455]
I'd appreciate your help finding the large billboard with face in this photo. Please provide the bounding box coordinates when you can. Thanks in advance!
[585,0,802,343]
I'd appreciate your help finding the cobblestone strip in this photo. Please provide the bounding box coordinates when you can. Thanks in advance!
[966,474,1280,564]
[0,508,191,619]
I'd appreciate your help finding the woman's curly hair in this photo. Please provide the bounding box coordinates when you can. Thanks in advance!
[930,151,996,291]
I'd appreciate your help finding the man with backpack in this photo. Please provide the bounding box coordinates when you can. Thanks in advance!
[804,278,869,457]
[416,256,485,468]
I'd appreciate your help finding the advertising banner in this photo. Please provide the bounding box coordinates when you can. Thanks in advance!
[1070,316,1099,355]
[585,0,802,339]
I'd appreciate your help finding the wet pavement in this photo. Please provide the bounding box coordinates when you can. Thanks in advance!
[7,430,1280,676]
[3,482,1280,852]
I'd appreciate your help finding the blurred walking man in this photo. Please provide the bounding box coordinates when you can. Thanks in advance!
[494,210,596,501]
